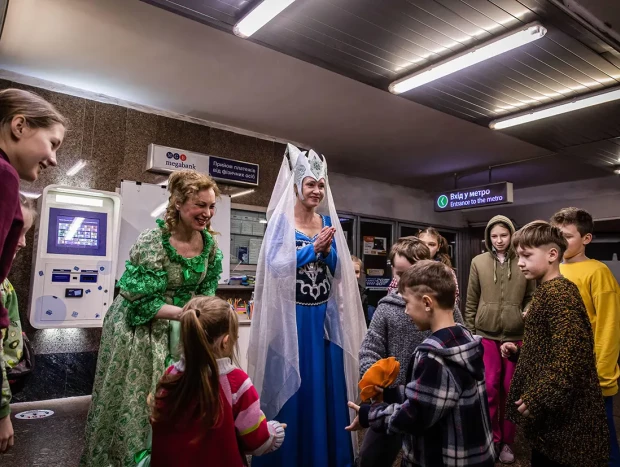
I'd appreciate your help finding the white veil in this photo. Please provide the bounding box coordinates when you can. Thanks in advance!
[248,144,367,454]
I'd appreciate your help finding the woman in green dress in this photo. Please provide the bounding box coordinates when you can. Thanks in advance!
[81,170,223,467]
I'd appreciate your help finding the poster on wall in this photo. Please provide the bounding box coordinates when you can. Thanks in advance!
[363,236,387,255]
[366,277,391,288]
[237,247,249,263]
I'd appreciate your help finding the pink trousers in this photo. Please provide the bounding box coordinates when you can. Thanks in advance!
[481,338,519,445]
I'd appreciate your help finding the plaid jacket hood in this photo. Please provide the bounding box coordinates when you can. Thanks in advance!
[415,326,486,383]
[361,325,494,467]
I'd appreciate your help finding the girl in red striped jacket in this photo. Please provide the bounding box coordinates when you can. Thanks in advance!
[150,296,286,466]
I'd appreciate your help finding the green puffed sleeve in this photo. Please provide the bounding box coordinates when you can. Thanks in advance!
[118,228,168,326]
[196,242,223,297]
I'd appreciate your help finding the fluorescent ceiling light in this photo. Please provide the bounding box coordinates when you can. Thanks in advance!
[150,201,168,218]
[389,22,546,94]
[66,160,87,176]
[615,168,620,175]
[55,194,103,207]
[231,189,255,199]
[259,219,268,224]
[233,0,296,39]
[490,87,620,129]
[21,191,41,199]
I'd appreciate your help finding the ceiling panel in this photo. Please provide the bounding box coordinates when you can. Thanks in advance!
[144,0,620,180]
[153,0,246,24]
[423,153,611,191]
[561,137,620,167]
[145,1,620,119]
[500,98,620,150]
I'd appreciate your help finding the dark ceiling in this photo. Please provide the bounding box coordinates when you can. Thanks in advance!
[144,0,620,178]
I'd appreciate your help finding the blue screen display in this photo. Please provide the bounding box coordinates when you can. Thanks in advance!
[47,208,107,257]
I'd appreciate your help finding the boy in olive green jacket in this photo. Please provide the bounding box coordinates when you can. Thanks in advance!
[464,215,536,462]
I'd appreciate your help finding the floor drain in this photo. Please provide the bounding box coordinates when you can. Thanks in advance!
[14,409,54,420]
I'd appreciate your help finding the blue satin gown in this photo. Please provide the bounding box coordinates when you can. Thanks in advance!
[252,215,354,467]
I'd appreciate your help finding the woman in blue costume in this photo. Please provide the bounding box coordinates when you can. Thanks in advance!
[249,145,367,467]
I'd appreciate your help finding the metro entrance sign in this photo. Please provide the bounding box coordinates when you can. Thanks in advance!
[434,182,514,212]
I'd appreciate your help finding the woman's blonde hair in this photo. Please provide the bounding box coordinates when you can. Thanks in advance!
[164,170,221,234]
[152,296,239,427]
[0,88,67,132]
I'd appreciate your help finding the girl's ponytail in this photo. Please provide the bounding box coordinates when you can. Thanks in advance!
[152,296,237,428]
[179,308,221,427]
[436,235,453,268]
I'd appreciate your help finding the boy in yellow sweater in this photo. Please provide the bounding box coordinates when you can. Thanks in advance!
[551,207,620,466]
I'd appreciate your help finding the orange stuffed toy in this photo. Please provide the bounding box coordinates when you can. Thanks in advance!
[358,357,400,402]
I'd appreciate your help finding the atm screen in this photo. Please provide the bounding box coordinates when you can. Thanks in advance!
[57,216,100,248]
[47,208,108,256]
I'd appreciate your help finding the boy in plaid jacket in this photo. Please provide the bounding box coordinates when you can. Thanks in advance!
[348,261,494,467]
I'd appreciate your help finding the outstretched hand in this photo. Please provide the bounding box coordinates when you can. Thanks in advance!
[345,401,361,432]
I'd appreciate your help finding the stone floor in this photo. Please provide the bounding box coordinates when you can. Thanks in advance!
[1,394,620,466]
[1,395,90,467]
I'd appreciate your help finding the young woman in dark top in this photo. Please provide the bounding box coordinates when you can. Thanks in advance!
[0,88,66,451]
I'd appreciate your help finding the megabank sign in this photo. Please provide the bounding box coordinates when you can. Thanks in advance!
[164,151,197,170]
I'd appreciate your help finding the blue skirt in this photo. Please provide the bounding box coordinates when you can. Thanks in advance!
[252,302,354,467]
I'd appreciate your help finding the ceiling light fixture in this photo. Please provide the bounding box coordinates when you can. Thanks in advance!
[490,87,620,129]
[231,189,255,199]
[389,22,546,94]
[20,191,41,199]
[233,0,296,39]
[66,160,87,176]
[614,168,620,175]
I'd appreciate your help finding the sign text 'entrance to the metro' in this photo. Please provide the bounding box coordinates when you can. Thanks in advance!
[434,182,514,212]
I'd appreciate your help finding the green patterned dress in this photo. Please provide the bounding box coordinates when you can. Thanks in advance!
[80,219,223,467]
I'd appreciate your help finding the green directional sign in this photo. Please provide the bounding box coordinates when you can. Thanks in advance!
[434,182,514,212]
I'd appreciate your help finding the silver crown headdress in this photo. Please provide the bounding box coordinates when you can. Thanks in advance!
[283,144,328,200]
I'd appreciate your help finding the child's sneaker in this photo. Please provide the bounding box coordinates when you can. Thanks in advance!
[499,444,515,464]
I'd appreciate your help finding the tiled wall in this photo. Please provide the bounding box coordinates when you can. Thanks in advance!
[0,80,283,401]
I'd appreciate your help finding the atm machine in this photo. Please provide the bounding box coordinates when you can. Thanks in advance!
[29,186,122,329]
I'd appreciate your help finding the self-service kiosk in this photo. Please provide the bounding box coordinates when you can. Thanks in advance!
[29,186,122,329]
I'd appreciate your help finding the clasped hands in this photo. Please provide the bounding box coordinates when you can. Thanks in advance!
[314,227,336,256]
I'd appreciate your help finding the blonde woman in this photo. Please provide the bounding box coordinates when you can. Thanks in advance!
[81,170,223,467]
